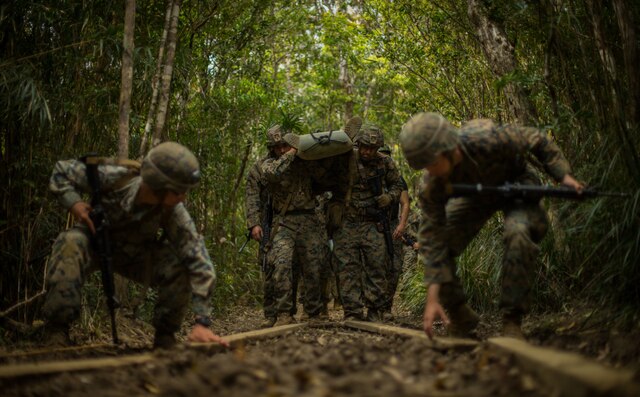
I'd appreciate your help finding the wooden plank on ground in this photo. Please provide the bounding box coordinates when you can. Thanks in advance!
[190,322,308,350]
[0,343,112,359]
[343,320,478,351]
[488,337,640,397]
[0,322,308,379]
[0,353,154,379]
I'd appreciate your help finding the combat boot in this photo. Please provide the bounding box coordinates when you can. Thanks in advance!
[259,316,277,328]
[153,330,177,349]
[382,310,395,322]
[448,304,480,338]
[343,311,365,321]
[273,314,296,327]
[502,314,525,340]
[366,309,383,322]
[41,323,72,347]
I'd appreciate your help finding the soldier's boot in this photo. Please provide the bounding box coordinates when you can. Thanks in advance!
[382,310,395,322]
[153,330,177,349]
[448,304,480,338]
[308,312,329,324]
[41,323,72,347]
[273,314,296,327]
[259,316,277,328]
[366,308,383,323]
[343,310,365,321]
[502,314,525,340]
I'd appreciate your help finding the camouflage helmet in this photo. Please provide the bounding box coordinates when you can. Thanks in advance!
[378,144,392,155]
[141,142,200,193]
[266,124,285,147]
[399,112,458,169]
[357,124,384,148]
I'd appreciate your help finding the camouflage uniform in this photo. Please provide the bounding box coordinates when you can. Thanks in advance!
[260,152,331,318]
[417,120,572,317]
[43,159,215,337]
[245,156,279,321]
[382,176,408,313]
[402,209,421,271]
[334,149,404,319]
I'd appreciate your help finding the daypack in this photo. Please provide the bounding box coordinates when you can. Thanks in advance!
[296,130,353,160]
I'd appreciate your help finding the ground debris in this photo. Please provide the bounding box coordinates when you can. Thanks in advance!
[1,326,553,397]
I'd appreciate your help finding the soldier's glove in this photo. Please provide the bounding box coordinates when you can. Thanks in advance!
[376,193,392,208]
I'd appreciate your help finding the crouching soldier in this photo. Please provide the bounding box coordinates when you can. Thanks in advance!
[399,112,583,339]
[42,142,229,349]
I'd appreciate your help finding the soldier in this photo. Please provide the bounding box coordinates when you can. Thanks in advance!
[42,142,229,348]
[401,208,421,270]
[333,125,404,321]
[377,145,410,320]
[399,112,583,339]
[245,127,303,328]
[259,126,330,325]
[245,149,278,328]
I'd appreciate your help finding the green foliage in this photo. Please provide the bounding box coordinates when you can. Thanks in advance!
[1,0,639,329]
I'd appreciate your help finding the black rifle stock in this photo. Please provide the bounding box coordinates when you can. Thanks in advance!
[449,183,630,200]
[81,155,119,344]
[366,170,394,261]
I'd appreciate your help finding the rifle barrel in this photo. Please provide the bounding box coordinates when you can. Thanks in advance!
[450,184,630,200]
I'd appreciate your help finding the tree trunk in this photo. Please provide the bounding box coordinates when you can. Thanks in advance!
[118,0,135,159]
[586,0,640,183]
[151,0,182,148]
[466,0,538,124]
[339,57,354,123]
[612,0,640,128]
[139,0,173,157]
[115,0,136,307]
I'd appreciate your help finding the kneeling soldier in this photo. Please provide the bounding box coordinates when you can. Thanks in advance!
[399,113,583,339]
[43,142,229,348]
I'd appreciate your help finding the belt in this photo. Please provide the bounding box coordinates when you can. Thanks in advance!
[282,209,315,216]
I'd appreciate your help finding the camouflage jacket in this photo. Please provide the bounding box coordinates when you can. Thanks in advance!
[260,152,333,214]
[418,120,572,284]
[245,156,270,229]
[348,151,404,211]
[49,159,215,317]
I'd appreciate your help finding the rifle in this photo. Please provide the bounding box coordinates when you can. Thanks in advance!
[260,194,274,273]
[449,183,630,200]
[366,170,394,260]
[81,154,119,344]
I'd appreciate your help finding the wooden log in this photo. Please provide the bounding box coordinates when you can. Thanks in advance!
[0,322,308,379]
[488,337,640,397]
[343,320,479,351]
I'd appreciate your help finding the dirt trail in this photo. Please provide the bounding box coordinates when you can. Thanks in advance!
[2,324,552,397]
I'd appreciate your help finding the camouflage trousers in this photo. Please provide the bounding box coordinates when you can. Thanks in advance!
[382,220,404,312]
[436,197,548,316]
[42,226,199,335]
[260,250,299,319]
[334,217,388,317]
[266,213,325,317]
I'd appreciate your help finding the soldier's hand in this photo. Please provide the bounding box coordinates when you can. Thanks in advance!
[188,324,230,347]
[561,174,585,193]
[70,201,96,234]
[393,223,405,239]
[423,284,449,339]
[376,193,392,208]
[251,225,263,241]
